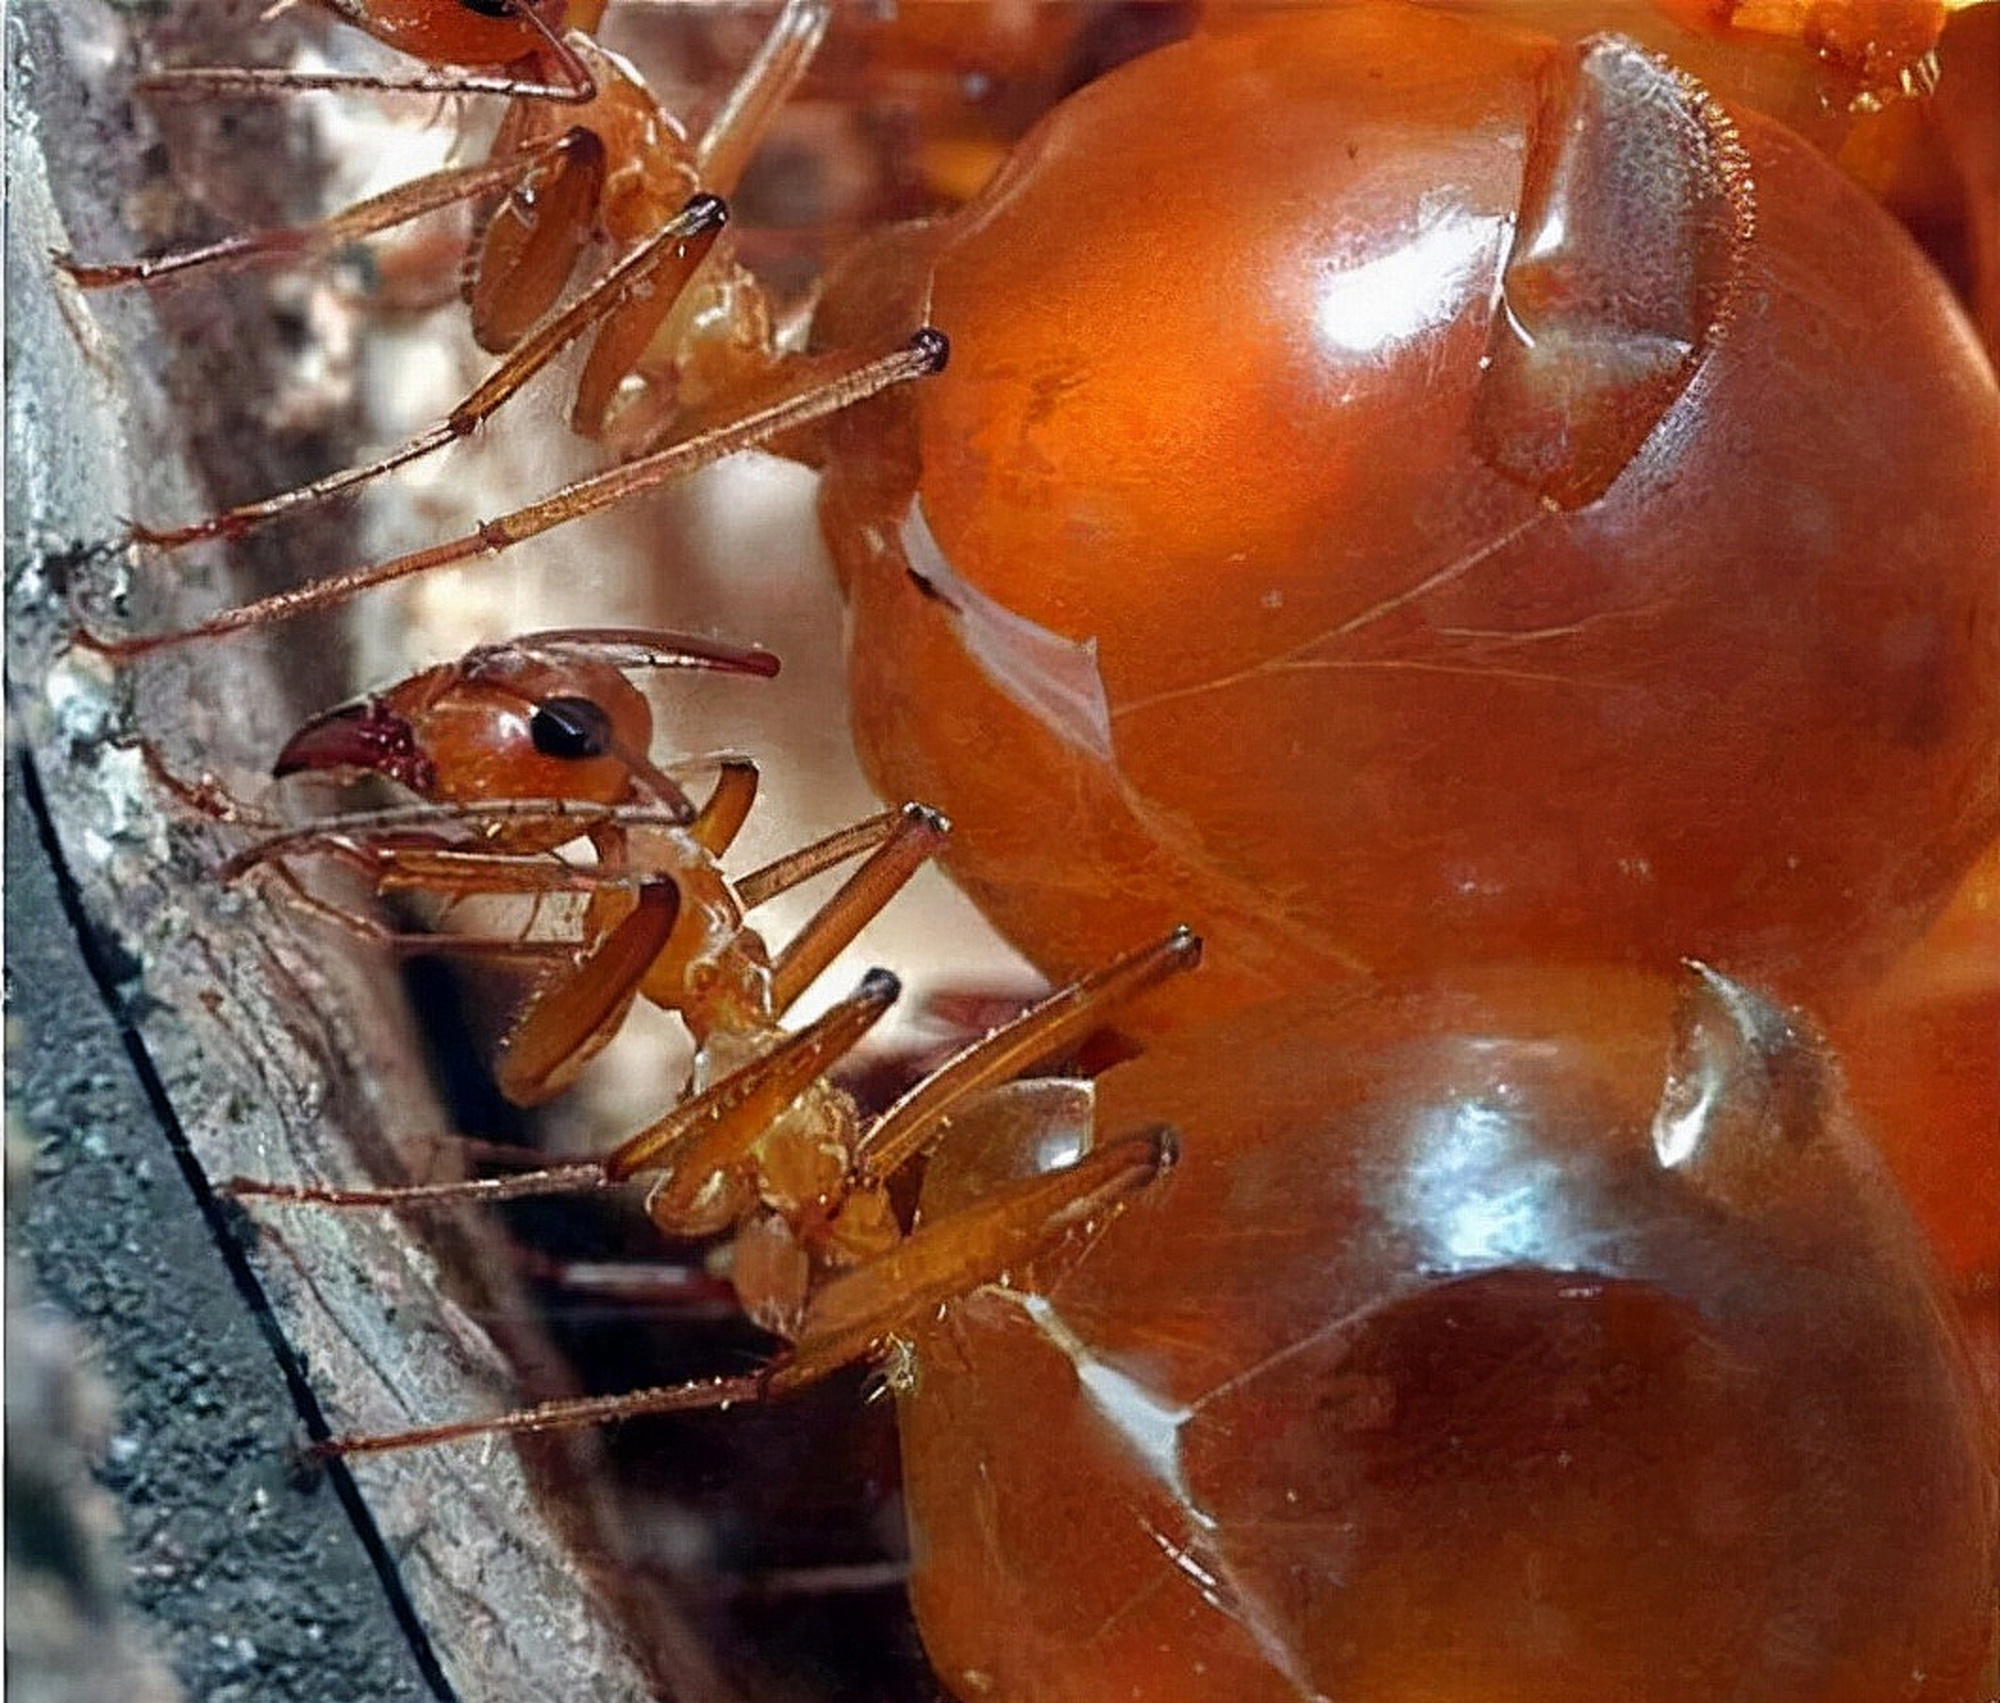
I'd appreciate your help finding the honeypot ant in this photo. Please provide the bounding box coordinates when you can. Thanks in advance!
[210,632,1997,1703]
[36,1,2000,1699]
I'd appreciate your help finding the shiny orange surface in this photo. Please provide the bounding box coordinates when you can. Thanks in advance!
[376,650,655,815]
[822,4,2000,1026]
[187,9,1998,1695]
[1835,837,2000,1286]
[811,12,2000,1695]
[901,969,1998,1703]
[333,0,555,66]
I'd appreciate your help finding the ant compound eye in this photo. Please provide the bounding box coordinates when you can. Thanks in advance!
[458,0,518,18]
[529,695,614,760]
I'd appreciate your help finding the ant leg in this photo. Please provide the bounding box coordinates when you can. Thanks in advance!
[132,741,287,832]
[229,1158,613,1212]
[136,745,581,959]
[607,970,902,1194]
[229,1131,613,1212]
[315,1124,1171,1457]
[136,745,617,957]
[734,810,907,908]
[218,798,700,882]
[131,193,730,551]
[856,927,1202,1184]
[540,199,732,448]
[71,330,951,660]
[497,880,684,1106]
[235,963,900,1223]
[221,805,680,971]
[778,1125,1175,1388]
[768,805,951,1015]
[323,1371,771,1458]
[696,0,835,196]
[364,845,634,900]
[467,125,612,352]
[236,825,651,904]
[242,963,899,1220]
[251,854,588,967]
[55,134,577,293]
[692,759,761,859]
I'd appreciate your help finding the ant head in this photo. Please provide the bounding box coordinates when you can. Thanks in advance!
[272,629,777,812]
[274,646,656,811]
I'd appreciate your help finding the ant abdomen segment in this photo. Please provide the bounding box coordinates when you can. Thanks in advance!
[900,963,1997,1703]
[826,3,2000,1029]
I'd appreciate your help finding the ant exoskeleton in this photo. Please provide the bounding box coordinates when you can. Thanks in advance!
[190,627,1197,1356]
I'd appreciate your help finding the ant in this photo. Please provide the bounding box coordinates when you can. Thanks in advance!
[53,1,1190,664]
[58,0,950,664]
[57,0,848,548]
[793,10,1999,1698]
[180,625,1198,1385]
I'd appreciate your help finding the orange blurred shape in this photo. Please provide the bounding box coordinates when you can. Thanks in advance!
[1836,837,2000,1288]
[1654,0,1949,95]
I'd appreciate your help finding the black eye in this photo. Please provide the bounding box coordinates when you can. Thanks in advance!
[530,696,614,760]
[459,0,517,17]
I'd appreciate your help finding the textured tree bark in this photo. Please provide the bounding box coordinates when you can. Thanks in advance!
[4,7,731,1699]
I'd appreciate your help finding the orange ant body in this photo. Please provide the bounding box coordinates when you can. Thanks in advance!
[28,2,2000,1700]
[211,627,1196,1366]
[802,21,1999,1690]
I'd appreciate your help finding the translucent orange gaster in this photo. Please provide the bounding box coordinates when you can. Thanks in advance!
[819,3,2000,1028]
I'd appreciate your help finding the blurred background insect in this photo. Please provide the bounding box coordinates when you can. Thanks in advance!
[12,1,1998,1700]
